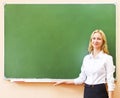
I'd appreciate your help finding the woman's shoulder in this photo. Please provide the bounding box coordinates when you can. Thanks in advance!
[83,51,113,59]
[83,53,91,60]
[101,52,113,61]
[103,52,113,58]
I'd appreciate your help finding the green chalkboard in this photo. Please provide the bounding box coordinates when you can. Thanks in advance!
[4,4,116,79]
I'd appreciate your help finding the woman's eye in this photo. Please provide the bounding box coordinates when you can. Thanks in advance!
[97,38,102,40]
[92,37,96,40]
[92,37,102,40]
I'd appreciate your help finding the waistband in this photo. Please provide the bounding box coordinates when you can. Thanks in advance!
[85,83,105,88]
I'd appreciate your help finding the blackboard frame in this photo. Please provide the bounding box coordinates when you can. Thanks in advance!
[4,3,116,82]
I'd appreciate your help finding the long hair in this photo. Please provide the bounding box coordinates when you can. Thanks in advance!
[88,29,109,54]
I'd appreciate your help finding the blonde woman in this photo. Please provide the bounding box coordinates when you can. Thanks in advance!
[55,29,115,98]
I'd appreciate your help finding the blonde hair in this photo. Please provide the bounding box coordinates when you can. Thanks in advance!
[88,29,109,54]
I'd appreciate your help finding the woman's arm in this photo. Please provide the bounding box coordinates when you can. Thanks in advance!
[108,91,114,98]
[105,56,115,98]
[54,80,74,86]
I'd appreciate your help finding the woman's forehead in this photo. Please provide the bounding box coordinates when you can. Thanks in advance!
[92,32,102,37]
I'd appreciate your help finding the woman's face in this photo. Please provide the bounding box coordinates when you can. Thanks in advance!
[91,32,103,50]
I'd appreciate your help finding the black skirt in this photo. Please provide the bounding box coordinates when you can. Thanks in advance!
[84,83,108,98]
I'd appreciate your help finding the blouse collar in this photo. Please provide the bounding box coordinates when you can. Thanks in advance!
[89,51,104,59]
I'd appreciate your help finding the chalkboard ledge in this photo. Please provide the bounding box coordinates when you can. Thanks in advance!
[5,78,74,82]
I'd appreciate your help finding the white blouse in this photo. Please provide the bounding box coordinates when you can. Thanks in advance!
[74,51,115,91]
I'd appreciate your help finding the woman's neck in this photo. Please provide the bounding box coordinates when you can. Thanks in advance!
[92,49,101,57]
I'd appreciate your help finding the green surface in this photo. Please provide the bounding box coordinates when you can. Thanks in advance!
[4,4,116,79]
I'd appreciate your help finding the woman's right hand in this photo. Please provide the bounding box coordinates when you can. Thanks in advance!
[54,80,74,86]
[54,80,66,86]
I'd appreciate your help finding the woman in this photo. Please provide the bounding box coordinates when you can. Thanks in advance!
[55,29,115,98]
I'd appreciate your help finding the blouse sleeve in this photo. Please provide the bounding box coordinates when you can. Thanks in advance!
[74,58,87,85]
[105,55,115,91]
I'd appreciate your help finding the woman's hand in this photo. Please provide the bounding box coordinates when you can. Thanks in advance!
[54,80,74,86]
[108,91,114,98]
[54,80,66,86]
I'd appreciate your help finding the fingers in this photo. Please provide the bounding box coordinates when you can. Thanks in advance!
[54,81,65,86]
